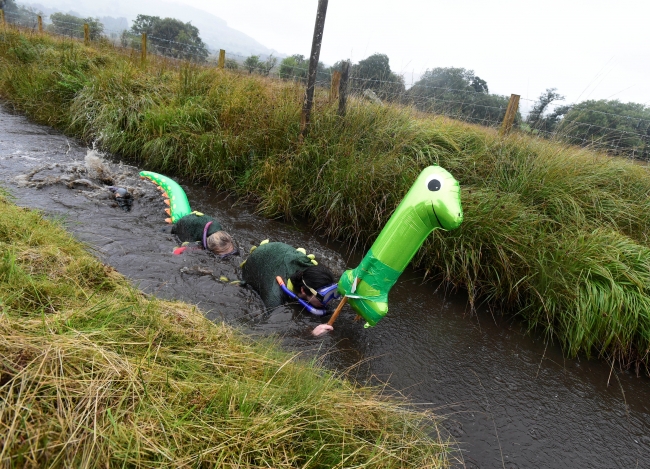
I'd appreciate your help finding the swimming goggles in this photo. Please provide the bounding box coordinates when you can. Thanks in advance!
[276,277,335,316]
[302,280,341,306]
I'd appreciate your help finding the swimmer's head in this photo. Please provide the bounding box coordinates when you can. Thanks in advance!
[206,231,237,257]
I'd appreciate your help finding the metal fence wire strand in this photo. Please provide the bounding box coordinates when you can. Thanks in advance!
[1,11,648,158]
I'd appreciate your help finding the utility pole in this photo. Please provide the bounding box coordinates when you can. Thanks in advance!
[300,0,329,139]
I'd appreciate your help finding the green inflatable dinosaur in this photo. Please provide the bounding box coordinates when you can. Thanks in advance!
[338,165,463,327]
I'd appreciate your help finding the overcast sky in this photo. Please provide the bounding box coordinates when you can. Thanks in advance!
[170,0,648,111]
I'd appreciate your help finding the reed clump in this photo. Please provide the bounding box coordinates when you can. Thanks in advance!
[1,29,650,372]
[0,195,450,467]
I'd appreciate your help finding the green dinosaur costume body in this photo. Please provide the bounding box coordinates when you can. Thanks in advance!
[242,242,317,309]
[171,213,223,243]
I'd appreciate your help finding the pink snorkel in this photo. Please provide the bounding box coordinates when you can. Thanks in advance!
[202,221,213,249]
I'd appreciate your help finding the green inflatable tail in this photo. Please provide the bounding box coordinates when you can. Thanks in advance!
[139,171,192,223]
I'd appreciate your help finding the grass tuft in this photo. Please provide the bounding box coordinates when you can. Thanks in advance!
[0,195,449,467]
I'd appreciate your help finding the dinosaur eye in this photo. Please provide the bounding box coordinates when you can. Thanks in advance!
[426,176,442,191]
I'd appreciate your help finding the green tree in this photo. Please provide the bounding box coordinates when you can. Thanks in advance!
[243,55,279,76]
[279,55,329,84]
[119,29,129,47]
[259,55,278,76]
[225,58,239,70]
[349,53,405,101]
[244,55,261,74]
[526,88,565,131]
[279,54,308,81]
[48,13,104,40]
[554,100,650,158]
[470,76,489,93]
[406,67,512,126]
[411,67,476,92]
[130,15,208,62]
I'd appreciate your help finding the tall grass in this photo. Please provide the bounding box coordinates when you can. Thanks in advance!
[0,195,450,467]
[1,28,650,371]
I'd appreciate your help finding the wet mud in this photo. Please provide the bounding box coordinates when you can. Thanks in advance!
[1,106,649,469]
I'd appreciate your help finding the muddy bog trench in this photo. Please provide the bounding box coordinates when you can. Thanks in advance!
[1,106,648,469]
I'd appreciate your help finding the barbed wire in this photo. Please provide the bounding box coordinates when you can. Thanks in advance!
[554,119,649,141]
[530,126,648,156]
[532,128,644,155]
[3,10,646,113]
[521,97,650,126]
[3,10,39,27]
[0,20,615,139]
[568,108,650,126]
[2,12,647,158]
[148,35,208,54]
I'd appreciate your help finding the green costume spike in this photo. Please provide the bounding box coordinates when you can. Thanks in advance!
[139,171,192,222]
[338,165,463,327]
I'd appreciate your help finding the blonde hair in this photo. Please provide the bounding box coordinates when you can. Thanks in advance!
[206,231,235,256]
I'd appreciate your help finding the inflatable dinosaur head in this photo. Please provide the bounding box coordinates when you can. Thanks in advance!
[335,165,464,328]
[407,165,463,231]
[371,165,464,272]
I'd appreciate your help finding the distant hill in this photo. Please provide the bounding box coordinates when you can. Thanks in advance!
[21,0,282,60]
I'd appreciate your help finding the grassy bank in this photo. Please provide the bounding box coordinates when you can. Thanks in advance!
[0,193,449,467]
[1,28,650,372]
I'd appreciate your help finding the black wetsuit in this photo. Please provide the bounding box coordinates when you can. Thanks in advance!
[171,213,222,243]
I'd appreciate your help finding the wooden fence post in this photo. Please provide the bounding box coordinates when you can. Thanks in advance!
[217,49,225,69]
[83,23,89,45]
[338,60,350,117]
[330,70,341,102]
[37,15,42,33]
[0,10,5,27]
[141,33,147,64]
[499,94,520,136]
[300,0,329,139]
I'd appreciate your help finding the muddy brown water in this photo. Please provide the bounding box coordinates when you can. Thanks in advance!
[1,106,649,469]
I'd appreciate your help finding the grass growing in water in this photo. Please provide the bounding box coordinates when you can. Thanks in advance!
[0,195,450,467]
[1,29,650,372]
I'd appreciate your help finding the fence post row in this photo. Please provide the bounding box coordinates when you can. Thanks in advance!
[37,15,42,33]
[83,23,89,45]
[338,60,350,117]
[217,49,225,69]
[141,33,147,64]
[300,0,329,139]
[499,94,520,136]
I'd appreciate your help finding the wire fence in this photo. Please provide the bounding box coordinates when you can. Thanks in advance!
[519,97,650,158]
[2,8,648,159]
